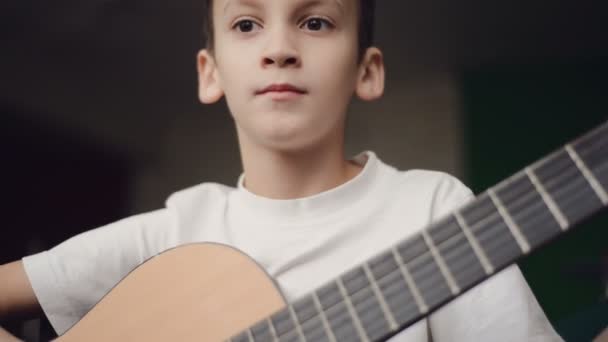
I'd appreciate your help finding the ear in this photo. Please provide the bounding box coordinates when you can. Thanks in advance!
[197,49,224,104]
[355,47,385,101]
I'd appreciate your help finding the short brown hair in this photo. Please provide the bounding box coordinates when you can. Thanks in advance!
[202,0,376,60]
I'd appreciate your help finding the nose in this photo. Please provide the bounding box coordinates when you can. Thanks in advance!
[261,28,301,68]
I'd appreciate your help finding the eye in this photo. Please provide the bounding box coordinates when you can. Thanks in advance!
[233,19,261,33]
[301,17,333,31]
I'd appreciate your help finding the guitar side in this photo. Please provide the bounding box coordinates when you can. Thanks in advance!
[56,243,286,342]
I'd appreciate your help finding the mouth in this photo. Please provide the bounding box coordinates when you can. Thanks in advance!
[256,83,308,100]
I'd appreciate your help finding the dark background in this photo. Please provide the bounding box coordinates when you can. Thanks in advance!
[1,0,607,340]
[462,61,608,341]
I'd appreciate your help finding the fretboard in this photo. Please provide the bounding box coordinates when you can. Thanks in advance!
[231,120,608,342]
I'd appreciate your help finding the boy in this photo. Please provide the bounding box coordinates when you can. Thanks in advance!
[0,0,563,340]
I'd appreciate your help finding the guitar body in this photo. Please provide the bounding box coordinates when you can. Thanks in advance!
[57,243,286,342]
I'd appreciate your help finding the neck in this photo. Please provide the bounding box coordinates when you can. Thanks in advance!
[237,132,362,200]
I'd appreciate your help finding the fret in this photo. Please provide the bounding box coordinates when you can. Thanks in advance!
[317,283,341,311]
[428,216,494,278]
[520,200,564,247]
[314,283,352,341]
[566,144,608,205]
[430,215,490,289]
[369,249,426,325]
[342,265,395,334]
[425,216,461,243]
[300,304,331,342]
[270,309,297,338]
[372,250,425,325]
[293,294,331,341]
[286,304,306,341]
[572,121,608,192]
[362,263,398,331]
[395,236,451,309]
[312,292,336,342]
[368,250,405,281]
[454,212,494,274]
[336,278,369,341]
[462,193,525,269]
[525,167,569,230]
[348,284,392,340]
[535,148,604,223]
[487,190,531,254]
[250,319,273,341]
[494,172,563,249]
[342,266,371,295]
[421,230,460,295]
[323,302,362,341]
[293,295,319,323]
[396,234,429,262]
[340,264,395,340]
[268,318,279,341]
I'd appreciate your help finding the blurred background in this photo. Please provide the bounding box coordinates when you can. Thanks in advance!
[1,0,607,340]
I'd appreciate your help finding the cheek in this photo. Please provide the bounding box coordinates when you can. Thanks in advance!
[215,41,252,79]
[308,55,358,109]
[215,55,252,106]
[310,37,358,86]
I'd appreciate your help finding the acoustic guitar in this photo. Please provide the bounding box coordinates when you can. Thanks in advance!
[56,121,607,342]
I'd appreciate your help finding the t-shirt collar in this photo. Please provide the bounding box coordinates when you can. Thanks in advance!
[232,151,381,223]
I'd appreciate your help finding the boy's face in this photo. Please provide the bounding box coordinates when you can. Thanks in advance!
[198,0,384,152]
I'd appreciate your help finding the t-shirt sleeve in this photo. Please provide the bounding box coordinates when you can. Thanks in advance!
[426,174,563,341]
[428,172,475,220]
[21,209,174,335]
[429,265,563,341]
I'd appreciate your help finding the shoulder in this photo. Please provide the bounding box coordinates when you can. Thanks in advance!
[383,165,475,221]
[401,169,473,203]
[392,168,471,194]
[393,165,474,209]
[166,181,234,209]
[164,181,235,230]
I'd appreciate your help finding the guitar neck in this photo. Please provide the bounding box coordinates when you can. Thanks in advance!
[232,121,608,342]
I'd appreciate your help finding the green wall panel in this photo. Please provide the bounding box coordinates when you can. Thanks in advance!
[461,59,608,340]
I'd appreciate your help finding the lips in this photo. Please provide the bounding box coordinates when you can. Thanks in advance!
[256,83,307,95]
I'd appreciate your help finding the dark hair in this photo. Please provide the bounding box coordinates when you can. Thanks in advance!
[202,0,376,61]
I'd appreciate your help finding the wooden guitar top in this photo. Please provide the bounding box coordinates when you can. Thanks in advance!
[57,243,286,341]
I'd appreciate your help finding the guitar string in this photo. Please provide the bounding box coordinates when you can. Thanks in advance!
[270,165,608,340]
[321,131,608,339]
[263,150,606,342]
[574,122,608,161]
[264,207,535,338]
[241,124,607,341]
[248,139,607,341]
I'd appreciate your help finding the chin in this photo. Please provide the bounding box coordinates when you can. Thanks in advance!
[237,112,343,153]
[263,129,341,155]
[247,127,324,154]
[254,117,316,145]
[260,135,318,153]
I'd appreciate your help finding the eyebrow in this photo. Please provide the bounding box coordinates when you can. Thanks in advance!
[301,0,345,15]
[223,0,345,16]
[223,0,260,15]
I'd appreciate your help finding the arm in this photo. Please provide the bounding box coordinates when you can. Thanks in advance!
[0,327,21,342]
[0,261,41,321]
[0,261,41,341]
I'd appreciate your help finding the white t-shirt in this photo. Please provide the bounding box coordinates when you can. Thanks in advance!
[23,151,562,341]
